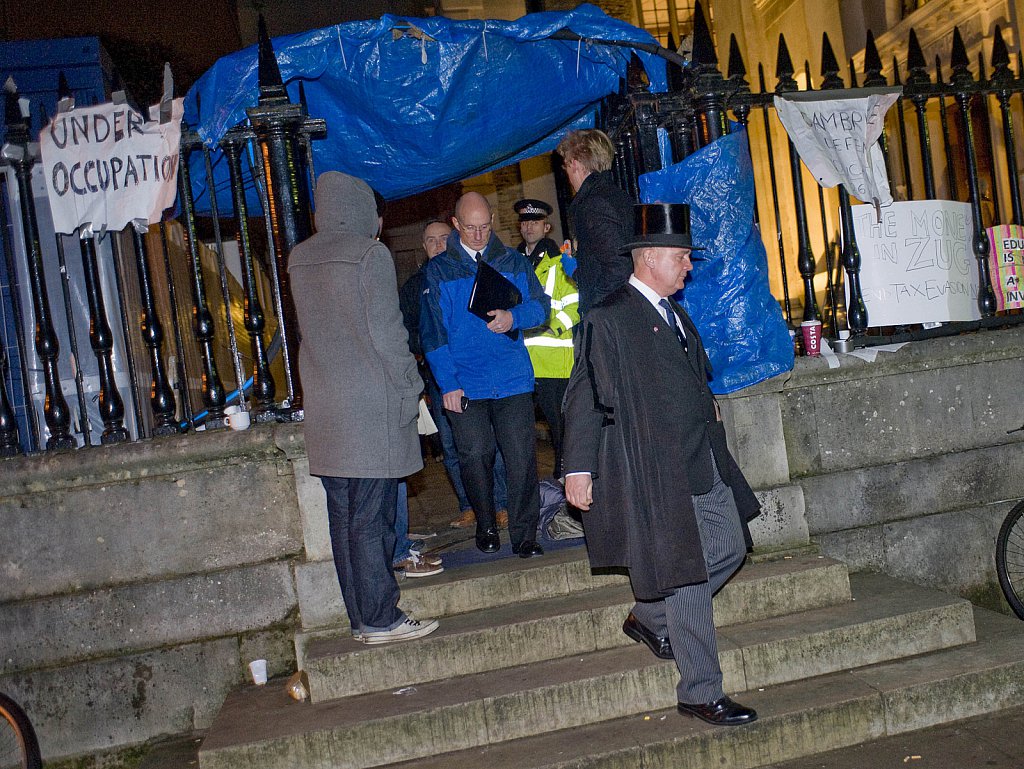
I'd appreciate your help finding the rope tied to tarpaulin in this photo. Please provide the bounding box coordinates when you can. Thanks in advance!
[336,26,347,68]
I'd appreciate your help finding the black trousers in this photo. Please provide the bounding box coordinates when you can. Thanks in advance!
[447,392,540,547]
[534,377,568,478]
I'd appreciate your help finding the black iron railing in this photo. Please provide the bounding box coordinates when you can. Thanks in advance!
[2,6,1023,456]
[0,20,322,455]
[598,1,1024,345]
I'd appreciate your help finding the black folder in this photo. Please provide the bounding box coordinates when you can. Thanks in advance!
[468,259,522,340]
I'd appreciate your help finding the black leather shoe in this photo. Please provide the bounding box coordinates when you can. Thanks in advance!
[622,613,673,660]
[511,540,544,558]
[676,696,757,726]
[475,528,500,553]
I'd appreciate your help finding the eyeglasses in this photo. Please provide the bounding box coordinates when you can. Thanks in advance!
[458,223,491,235]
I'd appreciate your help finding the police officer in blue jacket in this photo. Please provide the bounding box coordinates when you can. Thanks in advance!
[420,192,550,557]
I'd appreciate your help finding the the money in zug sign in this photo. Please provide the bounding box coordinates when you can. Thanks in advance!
[39,98,184,234]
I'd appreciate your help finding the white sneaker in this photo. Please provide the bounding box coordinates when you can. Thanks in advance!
[394,551,444,577]
[362,617,439,645]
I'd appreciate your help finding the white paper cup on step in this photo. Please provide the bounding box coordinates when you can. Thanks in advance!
[249,658,268,685]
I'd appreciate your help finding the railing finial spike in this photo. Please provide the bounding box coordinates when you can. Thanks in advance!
[4,77,22,127]
[907,29,927,77]
[691,0,718,68]
[991,24,1010,70]
[775,33,796,91]
[820,32,843,89]
[257,13,289,103]
[863,30,885,85]
[727,34,747,80]
[950,26,969,71]
[57,71,72,101]
[891,56,903,86]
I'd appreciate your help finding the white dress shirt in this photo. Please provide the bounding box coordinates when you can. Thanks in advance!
[629,274,685,338]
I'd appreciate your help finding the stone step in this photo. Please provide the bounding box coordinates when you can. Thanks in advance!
[197,574,975,769]
[302,553,851,701]
[201,608,1020,769]
[294,542,820,634]
[378,608,1024,769]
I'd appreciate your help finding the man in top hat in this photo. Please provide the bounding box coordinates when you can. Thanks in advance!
[514,198,560,268]
[562,203,762,726]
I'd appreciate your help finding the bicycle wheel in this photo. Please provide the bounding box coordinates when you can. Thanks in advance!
[0,693,41,769]
[996,500,1024,620]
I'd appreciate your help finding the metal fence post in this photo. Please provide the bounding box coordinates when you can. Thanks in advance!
[131,225,180,437]
[0,345,19,455]
[906,30,938,200]
[774,34,820,322]
[79,235,129,444]
[177,131,228,427]
[691,0,729,149]
[949,27,998,317]
[244,18,326,419]
[221,132,277,421]
[2,81,75,450]
[990,25,1023,225]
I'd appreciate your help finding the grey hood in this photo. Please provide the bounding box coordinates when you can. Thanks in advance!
[313,170,379,238]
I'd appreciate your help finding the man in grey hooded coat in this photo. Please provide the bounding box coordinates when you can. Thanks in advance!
[289,171,438,645]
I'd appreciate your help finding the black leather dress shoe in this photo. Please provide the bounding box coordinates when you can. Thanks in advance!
[475,528,500,553]
[511,540,544,558]
[622,613,673,660]
[676,696,757,726]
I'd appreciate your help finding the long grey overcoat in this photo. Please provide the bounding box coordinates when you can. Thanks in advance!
[562,284,761,600]
[288,171,423,479]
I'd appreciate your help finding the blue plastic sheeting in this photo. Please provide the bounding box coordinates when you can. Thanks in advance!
[183,5,667,215]
[639,130,794,394]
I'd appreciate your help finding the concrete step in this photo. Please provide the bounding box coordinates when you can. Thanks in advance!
[302,553,851,701]
[197,574,976,769]
[201,607,1023,769]
[385,609,1024,769]
[297,543,823,639]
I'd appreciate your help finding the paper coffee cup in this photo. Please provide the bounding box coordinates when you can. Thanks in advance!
[226,410,251,431]
[249,658,268,685]
[800,320,823,357]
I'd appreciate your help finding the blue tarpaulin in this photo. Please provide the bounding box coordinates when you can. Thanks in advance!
[639,130,794,393]
[184,5,667,213]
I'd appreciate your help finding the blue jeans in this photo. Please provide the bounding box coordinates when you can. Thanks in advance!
[321,476,406,634]
[392,480,417,566]
[428,379,507,511]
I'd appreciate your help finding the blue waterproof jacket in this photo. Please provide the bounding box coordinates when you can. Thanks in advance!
[421,233,549,400]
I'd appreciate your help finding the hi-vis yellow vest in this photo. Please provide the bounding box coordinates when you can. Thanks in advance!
[525,252,579,379]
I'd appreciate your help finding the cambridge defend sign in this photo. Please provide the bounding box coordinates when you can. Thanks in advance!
[39,98,184,235]
[774,87,900,208]
[851,200,980,326]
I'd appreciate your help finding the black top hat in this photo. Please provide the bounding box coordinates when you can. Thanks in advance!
[514,198,553,221]
[619,203,705,254]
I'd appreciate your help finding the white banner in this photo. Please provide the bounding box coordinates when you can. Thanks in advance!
[774,87,900,207]
[39,98,184,235]
[850,200,980,326]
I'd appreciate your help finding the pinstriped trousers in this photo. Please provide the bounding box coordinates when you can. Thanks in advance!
[629,452,747,704]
